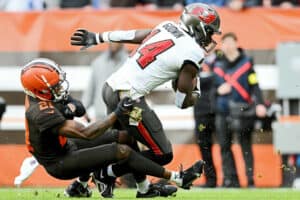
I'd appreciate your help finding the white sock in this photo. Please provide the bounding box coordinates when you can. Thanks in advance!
[14,156,39,186]
[136,179,150,194]
[77,178,88,188]
[107,165,116,177]
[170,171,182,186]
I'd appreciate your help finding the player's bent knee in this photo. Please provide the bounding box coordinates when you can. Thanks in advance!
[116,144,132,160]
[118,130,134,145]
[156,152,173,165]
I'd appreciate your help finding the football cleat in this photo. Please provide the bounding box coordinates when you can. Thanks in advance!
[180,160,205,189]
[92,168,116,198]
[151,182,177,197]
[64,180,92,197]
[136,184,160,198]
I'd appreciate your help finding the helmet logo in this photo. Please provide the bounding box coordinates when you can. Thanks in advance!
[191,7,216,24]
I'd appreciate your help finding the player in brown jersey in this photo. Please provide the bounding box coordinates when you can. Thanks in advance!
[20,58,204,198]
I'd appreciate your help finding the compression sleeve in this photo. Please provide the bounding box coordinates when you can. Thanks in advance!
[102,30,136,42]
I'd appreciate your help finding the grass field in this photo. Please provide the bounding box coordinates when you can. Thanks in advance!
[0,188,299,200]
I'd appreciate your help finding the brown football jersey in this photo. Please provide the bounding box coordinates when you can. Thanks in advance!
[25,95,69,165]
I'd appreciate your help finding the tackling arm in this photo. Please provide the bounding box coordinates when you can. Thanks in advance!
[58,112,118,140]
[57,97,134,140]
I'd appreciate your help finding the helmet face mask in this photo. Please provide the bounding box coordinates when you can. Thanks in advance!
[47,72,69,102]
[180,3,221,52]
[20,58,69,102]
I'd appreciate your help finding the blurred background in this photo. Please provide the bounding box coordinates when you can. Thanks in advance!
[0,0,300,189]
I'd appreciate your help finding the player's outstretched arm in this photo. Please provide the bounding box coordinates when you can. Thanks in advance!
[175,62,199,109]
[57,97,134,139]
[70,29,151,50]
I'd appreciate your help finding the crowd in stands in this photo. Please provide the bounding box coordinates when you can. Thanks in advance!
[0,0,299,11]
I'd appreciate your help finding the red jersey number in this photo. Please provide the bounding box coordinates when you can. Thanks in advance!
[137,39,174,69]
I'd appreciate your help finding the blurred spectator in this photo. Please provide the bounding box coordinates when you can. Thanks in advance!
[214,32,266,187]
[110,0,157,9]
[81,43,128,121]
[263,0,299,8]
[193,51,218,187]
[0,96,6,126]
[60,0,91,8]
[0,0,46,11]
[185,0,226,7]
[156,0,184,9]
[44,0,60,9]
[91,0,110,9]
[227,0,262,11]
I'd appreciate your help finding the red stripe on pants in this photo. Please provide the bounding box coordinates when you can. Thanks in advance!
[137,123,163,155]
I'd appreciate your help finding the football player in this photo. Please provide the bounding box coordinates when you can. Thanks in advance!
[14,94,90,187]
[20,58,204,198]
[71,3,220,197]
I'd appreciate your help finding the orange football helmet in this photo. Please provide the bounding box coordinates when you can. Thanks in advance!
[20,58,69,102]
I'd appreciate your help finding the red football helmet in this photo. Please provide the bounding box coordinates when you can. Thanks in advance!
[180,3,221,51]
[20,58,69,102]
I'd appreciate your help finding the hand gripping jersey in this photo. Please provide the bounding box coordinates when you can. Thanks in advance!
[106,21,205,99]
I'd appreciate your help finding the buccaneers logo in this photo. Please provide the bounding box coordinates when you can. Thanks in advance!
[190,7,216,24]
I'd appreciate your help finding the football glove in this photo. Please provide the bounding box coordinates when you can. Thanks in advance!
[70,29,101,50]
[114,97,134,118]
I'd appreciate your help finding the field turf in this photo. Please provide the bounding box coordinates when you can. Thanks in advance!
[0,188,299,200]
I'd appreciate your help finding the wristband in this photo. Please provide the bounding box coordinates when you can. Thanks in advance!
[95,33,101,44]
[174,90,186,108]
[102,32,110,42]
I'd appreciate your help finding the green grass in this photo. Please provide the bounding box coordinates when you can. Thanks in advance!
[0,188,299,200]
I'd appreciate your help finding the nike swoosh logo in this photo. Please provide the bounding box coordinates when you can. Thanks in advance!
[123,103,132,107]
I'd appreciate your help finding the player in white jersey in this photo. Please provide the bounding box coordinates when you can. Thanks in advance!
[71,3,221,198]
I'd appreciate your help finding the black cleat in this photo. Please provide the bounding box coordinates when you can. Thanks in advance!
[64,180,92,197]
[136,184,160,198]
[180,160,205,190]
[151,183,177,197]
[92,169,116,198]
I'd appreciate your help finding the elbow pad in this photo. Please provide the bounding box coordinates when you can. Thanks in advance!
[174,90,186,108]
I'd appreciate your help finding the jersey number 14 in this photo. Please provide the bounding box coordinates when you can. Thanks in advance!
[137,39,174,69]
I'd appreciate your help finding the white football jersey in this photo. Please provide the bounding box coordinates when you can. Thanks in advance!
[106,21,205,99]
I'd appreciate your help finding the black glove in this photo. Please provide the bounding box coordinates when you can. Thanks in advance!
[64,96,86,117]
[70,29,101,50]
[114,97,134,118]
[56,96,86,119]
[62,104,75,119]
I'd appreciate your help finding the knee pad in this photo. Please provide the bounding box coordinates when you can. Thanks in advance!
[116,144,132,160]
